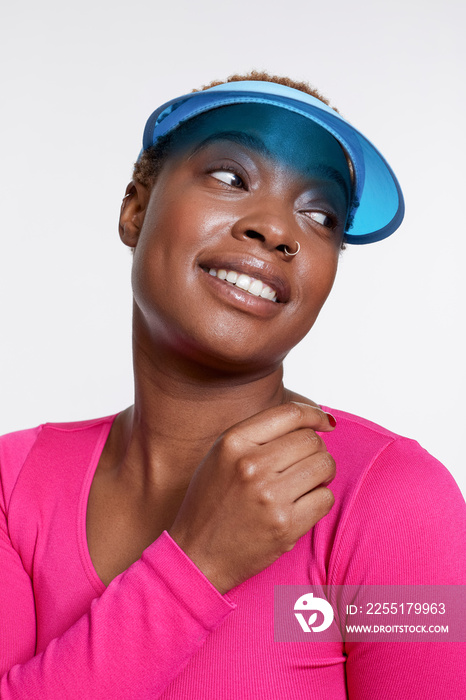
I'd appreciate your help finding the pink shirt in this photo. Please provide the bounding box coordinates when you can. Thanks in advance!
[1,408,465,698]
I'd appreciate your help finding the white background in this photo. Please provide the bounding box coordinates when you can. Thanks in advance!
[1,0,464,496]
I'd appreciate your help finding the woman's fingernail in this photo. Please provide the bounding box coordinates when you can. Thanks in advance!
[326,413,337,427]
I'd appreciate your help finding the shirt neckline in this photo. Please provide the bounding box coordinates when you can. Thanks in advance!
[77,413,120,594]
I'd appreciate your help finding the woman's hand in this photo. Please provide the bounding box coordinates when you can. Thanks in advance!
[168,402,336,594]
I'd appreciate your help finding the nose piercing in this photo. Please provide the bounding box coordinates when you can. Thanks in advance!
[283,241,300,257]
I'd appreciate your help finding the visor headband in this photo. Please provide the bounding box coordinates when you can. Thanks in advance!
[139,81,404,244]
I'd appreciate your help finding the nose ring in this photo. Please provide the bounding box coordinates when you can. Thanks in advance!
[283,241,300,257]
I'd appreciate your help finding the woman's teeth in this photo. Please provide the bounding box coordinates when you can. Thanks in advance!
[207,268,278,302]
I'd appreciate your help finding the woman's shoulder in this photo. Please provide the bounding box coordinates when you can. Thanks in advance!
[0,425,44,511]
[319,404,401,441]
[317,406,465,538]
[0,414,117,455]
[287,389,402,443]
[286,389,400,444]
[0,414,117,511]
[304,402,462,504]
[325,404,452,471]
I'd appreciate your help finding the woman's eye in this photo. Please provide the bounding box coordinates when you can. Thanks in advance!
[210,170,244,188]
[306,211,334,228]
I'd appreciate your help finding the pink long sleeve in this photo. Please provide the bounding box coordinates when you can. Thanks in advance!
[0,529,236,698]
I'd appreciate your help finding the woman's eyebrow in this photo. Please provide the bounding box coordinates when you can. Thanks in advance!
[188,131,272,160]
[187,130,350,200]
[310,165,351,200]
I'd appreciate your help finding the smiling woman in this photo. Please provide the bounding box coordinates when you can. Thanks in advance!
[0,72,465,699]
[125,104,351,371]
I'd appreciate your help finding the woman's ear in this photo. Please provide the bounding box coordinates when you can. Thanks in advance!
[119,181,150,248]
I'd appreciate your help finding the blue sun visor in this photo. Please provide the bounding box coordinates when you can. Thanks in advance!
[140,80,404,244]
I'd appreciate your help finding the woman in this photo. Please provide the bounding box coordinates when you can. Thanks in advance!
[1,72,464,698]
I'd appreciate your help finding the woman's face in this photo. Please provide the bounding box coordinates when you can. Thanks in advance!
[128,104,351,373]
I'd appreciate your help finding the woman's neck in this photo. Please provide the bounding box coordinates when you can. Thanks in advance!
[109,331,292,493]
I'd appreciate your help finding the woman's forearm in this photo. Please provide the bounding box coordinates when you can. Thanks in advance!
[0,531,236,699]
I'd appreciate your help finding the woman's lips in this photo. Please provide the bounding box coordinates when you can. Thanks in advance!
[199,266,284,318]
[197,255,291,304]
[202,267,278,302]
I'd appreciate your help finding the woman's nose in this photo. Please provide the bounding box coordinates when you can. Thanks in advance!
[230,203,298,256]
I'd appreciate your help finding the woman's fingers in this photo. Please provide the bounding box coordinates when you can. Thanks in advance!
[245,427,328,474]
[223,402,336,447]
[278,452,336,500]
[291,485,336,533]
